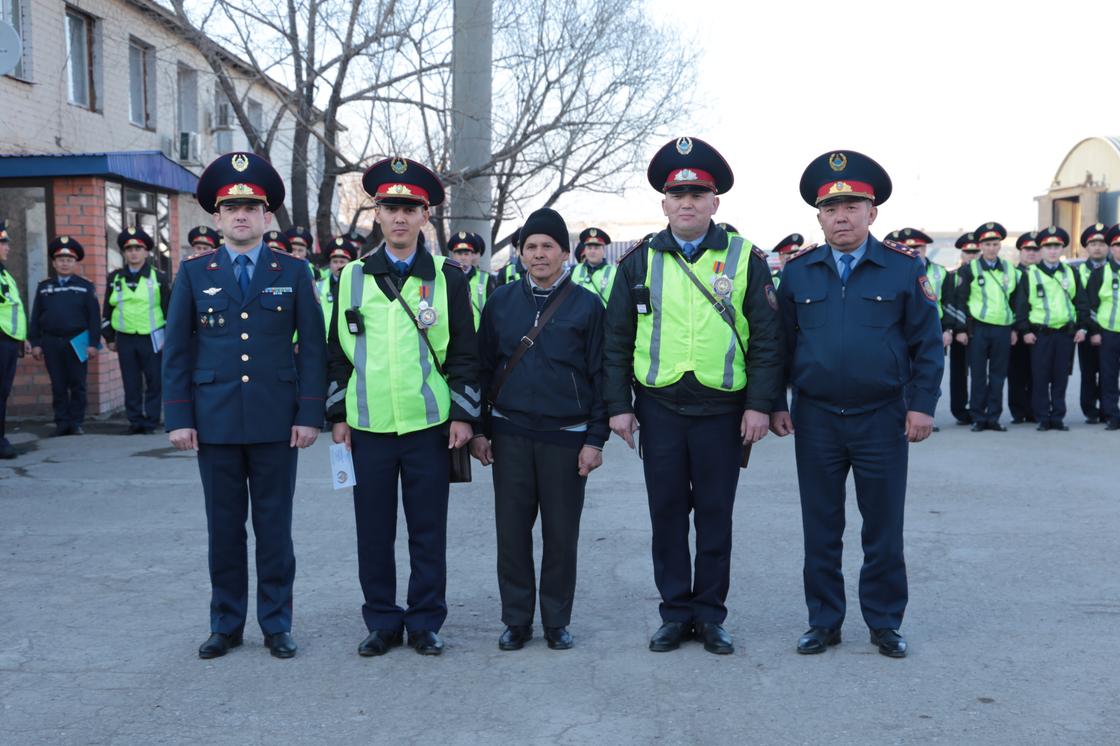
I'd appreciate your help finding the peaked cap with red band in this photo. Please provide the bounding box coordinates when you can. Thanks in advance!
[955,232,979,250]
[772,233,805,254]
[363,157,445,207]
[326,236,358,261]
[1036,226,1069,247]
[48,235,85,261]
[196,152,285,214]
[647,136,734,194]
[974,221,1007,242]
[116,226,153,251]
[188,225,219,247]
[263,230,291,252]
[886,228,932,247]
[800,150,892,207]
[1015,232,1039,251]
[1081,222,1109,247]
[446,231,485,255]
[1106,224,1120,246]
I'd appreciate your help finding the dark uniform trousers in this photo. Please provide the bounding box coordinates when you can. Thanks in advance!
[635,393,741,625]
[0,336,19,447]
[116,332,162,429]
[1078,340,1101,419]
[1030,331,1075,423]
[792,396,908,631]
[1098,332,1120,423]
[351,425,449,634]
[968,321,1012,424]
[1007,338,1033,421]
[949,339,970,422]
[491,432,586,628]
[42,334,88,428]
[199,441,297,636]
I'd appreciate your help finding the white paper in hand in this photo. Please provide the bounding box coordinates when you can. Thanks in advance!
[329,443,357,490]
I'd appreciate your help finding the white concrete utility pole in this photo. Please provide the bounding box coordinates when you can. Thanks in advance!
[450,0,493,268]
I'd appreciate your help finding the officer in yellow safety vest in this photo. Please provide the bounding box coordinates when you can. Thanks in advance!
[1077,223,1109,423]
[496,227,526,285]
[604,136,782,656]
[0,220,30,459]
[953,221,1023,431]
[1083,223,1120,430]
[102,227,170,434]
[571,227,616,306]
[770,233,804,288]
[446,230,494,328]
[1005,232,1041,424]
[1012,227,1088,430]
[327,157,480,658]
[319,237,358,336]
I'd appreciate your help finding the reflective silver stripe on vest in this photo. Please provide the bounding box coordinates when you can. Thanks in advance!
[1059,267,1074,322]
[146,275,158,333]
[1034,268,1053,326]
[721,237,745,389]
[114,278,125,329]
[644,251,666,386]
[417,278,441,424]
[1111,266,1119,330]
[975,261,989,320]
[474,274,486,313]
[350,267,370,429]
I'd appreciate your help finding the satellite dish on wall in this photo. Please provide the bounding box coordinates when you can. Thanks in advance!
[0,21,22,77]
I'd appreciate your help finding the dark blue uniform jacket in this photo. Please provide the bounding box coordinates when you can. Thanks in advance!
[162,246,326,443]
[775,235,943,416]
[28,276,100,345]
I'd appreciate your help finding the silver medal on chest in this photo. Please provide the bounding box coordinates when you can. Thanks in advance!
[711,274,734,299]
[417,300,438,329]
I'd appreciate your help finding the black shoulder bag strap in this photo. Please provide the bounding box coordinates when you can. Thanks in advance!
[488,278,578,403]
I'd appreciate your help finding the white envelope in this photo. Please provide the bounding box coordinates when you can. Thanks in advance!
[329,442,357,490]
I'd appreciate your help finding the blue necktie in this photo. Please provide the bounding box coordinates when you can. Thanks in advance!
[682,242,696,259]
[234,254,251,295]
[839,253,854,285]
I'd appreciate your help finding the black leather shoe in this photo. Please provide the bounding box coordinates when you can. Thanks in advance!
[498,625,532,651]
[1107,420,1120,431]
[49,426,71,438]
[797,627,841,654]
[264,632,297,659]
[1052,421,1069,431]
[358,629,403,657]
[0,445,16,460]
[125,424,144,435]
[869,628,907,658]
[696,623,734,655]
[649,621,692,652]
[408,630,444,655]
[1036,422,1050,432]
[1086,416,1100,425]
[544,626,573,650]
[985,422,1006,432]
[198,632,242,659]
[955,418,972,426]
[1011,417,1025,424]
[969,422,985,432]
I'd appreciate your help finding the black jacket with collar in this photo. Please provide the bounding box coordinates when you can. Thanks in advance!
[325,245,480,425]
[478,272,608,448]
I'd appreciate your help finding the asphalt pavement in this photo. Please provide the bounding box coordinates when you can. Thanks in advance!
[1,371,1118,745]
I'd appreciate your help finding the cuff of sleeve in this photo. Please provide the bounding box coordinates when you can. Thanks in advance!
[606,403,634,417]
[908,391,938,417]
[584,433,607,449]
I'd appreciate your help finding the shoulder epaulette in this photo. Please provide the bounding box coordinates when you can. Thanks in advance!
[883,238,919,258]
[750,244,768,262]
[185,249,218,261]
[617,233,655,264]
[443,257,463,271]
[786,243,819,263]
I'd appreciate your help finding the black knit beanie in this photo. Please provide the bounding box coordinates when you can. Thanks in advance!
[519,208,570,254]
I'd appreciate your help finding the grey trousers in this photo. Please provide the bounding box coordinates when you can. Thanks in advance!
[491,432,587,628]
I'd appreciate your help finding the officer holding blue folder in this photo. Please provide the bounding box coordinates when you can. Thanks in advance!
[28,236,100,436]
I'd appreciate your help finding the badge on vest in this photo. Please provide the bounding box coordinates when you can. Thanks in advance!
[417,301,438,329]
[711,260,733,300]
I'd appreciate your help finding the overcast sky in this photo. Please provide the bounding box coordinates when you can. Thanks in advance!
[552,0,1120,247]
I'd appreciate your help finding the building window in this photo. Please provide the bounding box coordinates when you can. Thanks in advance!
[105,183,172,276]
[247,97,263,136]
[129,39,156,128]
[213,89,233,154]
[0,185,50,303]
[1,0,27,80]
[65,8,96,109]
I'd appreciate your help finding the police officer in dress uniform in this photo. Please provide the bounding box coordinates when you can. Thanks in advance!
[954,221,1023,431]
[326,157,480,657]
[945,233,979,423]
[1077,223,1109,423]
[0,221,30,459]
[28,237,100,437]
[496,227,526,286]
[319,237,358,337]
[1013,227,1088,431]
[187,226,220,259]
[102,227,170,434]
[769,150,942,659]
[1086,224,1120,430]
[447,231,495,329]
[770,233,804,289]
[1007,232,1041,423]
[162,152,326,660]
[604,136,782,655]
[571,228,616,306]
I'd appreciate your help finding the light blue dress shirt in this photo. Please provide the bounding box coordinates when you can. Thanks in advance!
[830,238,868,276]
[225,243,263,282]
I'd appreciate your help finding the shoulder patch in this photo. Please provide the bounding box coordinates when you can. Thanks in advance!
[786,243,819,263]
[918,274,937,302]
[185,249,217,261]
[617,234,654,264]
[883,238,919,258]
